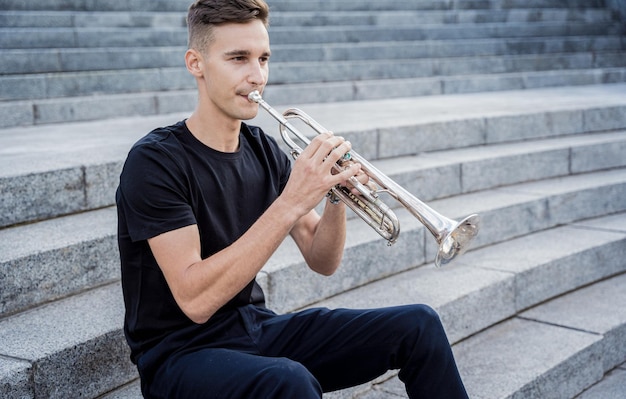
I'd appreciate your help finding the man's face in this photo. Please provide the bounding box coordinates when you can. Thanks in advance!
[200,20,270,122]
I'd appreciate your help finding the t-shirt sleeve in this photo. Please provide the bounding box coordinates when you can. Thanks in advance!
[118,141,197,242]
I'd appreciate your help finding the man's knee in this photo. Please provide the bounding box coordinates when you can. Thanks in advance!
[395,304,451,353]
[395,304,444,333]
[252,358,322,398]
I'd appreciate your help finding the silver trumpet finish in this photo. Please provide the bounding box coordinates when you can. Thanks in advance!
[248,90,480,267]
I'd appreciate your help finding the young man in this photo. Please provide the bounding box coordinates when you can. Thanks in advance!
[116,0,469,397]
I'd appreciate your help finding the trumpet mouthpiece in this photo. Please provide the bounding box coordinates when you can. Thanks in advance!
[248,91,262,103]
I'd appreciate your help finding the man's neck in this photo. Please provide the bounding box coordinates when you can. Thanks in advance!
[186,110,241,153]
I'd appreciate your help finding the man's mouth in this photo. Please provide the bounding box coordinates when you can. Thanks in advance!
[241,89,261,102]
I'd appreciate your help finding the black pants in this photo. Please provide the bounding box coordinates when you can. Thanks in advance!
[146,304,468,398]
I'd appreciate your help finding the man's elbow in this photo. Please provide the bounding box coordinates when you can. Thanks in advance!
[178,299,216,325]
[309,259,342,276]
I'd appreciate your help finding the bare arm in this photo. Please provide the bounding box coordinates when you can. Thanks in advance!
[289,198,347,276]
[148,133,359,324]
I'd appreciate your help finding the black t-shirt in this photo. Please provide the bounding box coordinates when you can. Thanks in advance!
[116,120,291,367]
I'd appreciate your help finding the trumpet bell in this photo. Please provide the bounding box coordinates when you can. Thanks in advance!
[436,214,481,267]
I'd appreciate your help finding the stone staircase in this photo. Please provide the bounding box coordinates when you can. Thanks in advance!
[1,0,625,398]
[2,0,626,128]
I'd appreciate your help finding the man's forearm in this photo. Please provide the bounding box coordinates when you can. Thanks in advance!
[306,198,347,275]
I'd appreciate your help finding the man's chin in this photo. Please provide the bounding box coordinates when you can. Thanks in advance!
[239,108,259,121]
[239,101,260,121]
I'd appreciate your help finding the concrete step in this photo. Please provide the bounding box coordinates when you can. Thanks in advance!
[3,84,625,227]
[268,51,626,85]
[4,68,626,129]
[0,283,136,399]
[0,8,616,29]
[576,362,626,398]
[3,131,624,317]
[0,207,119,318]
[311,216,626,398]
[2,154,625,320]
[0,0,192,12]
[203,8,623,27]
[267,170,626,313]
[0,0,611,13]
[1,21,620,49]
[263,0,614,12]
[4,36,623,75]
[455,270,626,399]
[0,11,187,29]
[0,2,622,128]
[0,2,622,398]
[4,51,626,101]
[47,211,626,399]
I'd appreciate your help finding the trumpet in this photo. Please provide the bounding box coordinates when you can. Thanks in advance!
[248,91,480,267]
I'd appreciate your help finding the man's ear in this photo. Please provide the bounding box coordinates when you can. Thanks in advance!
[185,49,204,77]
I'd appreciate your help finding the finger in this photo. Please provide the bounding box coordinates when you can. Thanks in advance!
[351,168,369,185]
[301,132,333,160]
[318,134,344,156]
[323,139,352,166]
[333,162,361,185]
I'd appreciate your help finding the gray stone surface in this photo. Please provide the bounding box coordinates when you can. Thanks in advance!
[308,212,626,345]
[0,208,118,316]
[3,85,625,228]
[521,273,626,373]
[455,221,626,311]
[0,357,32,399]
[576,364,626,399]
[0,1,624,398]
[3,36,623,75]
[99,380,142,399]
[454,318,604,399]
[494,168,626,225]
[0,283,136,399]
[311,256,515,344]
[573,211,626,233]
[1,0,624,128]
[570,130,626,173]
[262,210,425,313]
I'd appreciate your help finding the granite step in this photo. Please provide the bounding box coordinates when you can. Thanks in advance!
[3,84,626,227]
[2,130,624,317]
[4,50,626,102]
[267,170,626,313]
[1,160,624,323]
[314,214,626,399]
[1,21,620,49]
[455,270,626,399]
[0,11,188,29]
[4,67,626,129]
[0,282,136,399]
[0,2,623,398]
[262,0,614,12]
[0,0,611,13]
[0,207,119,318]
[0,8,616,29]
[4,36,622,75]
[575,362,626,399]
[96,212,626,399]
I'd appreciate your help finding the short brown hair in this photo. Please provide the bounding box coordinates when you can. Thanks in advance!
[187,0,270,52]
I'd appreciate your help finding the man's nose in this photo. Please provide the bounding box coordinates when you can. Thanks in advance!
[247,61,267,86]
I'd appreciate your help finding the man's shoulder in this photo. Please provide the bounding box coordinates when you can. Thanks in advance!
[121,121,189,173]
[134,120,186,149]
